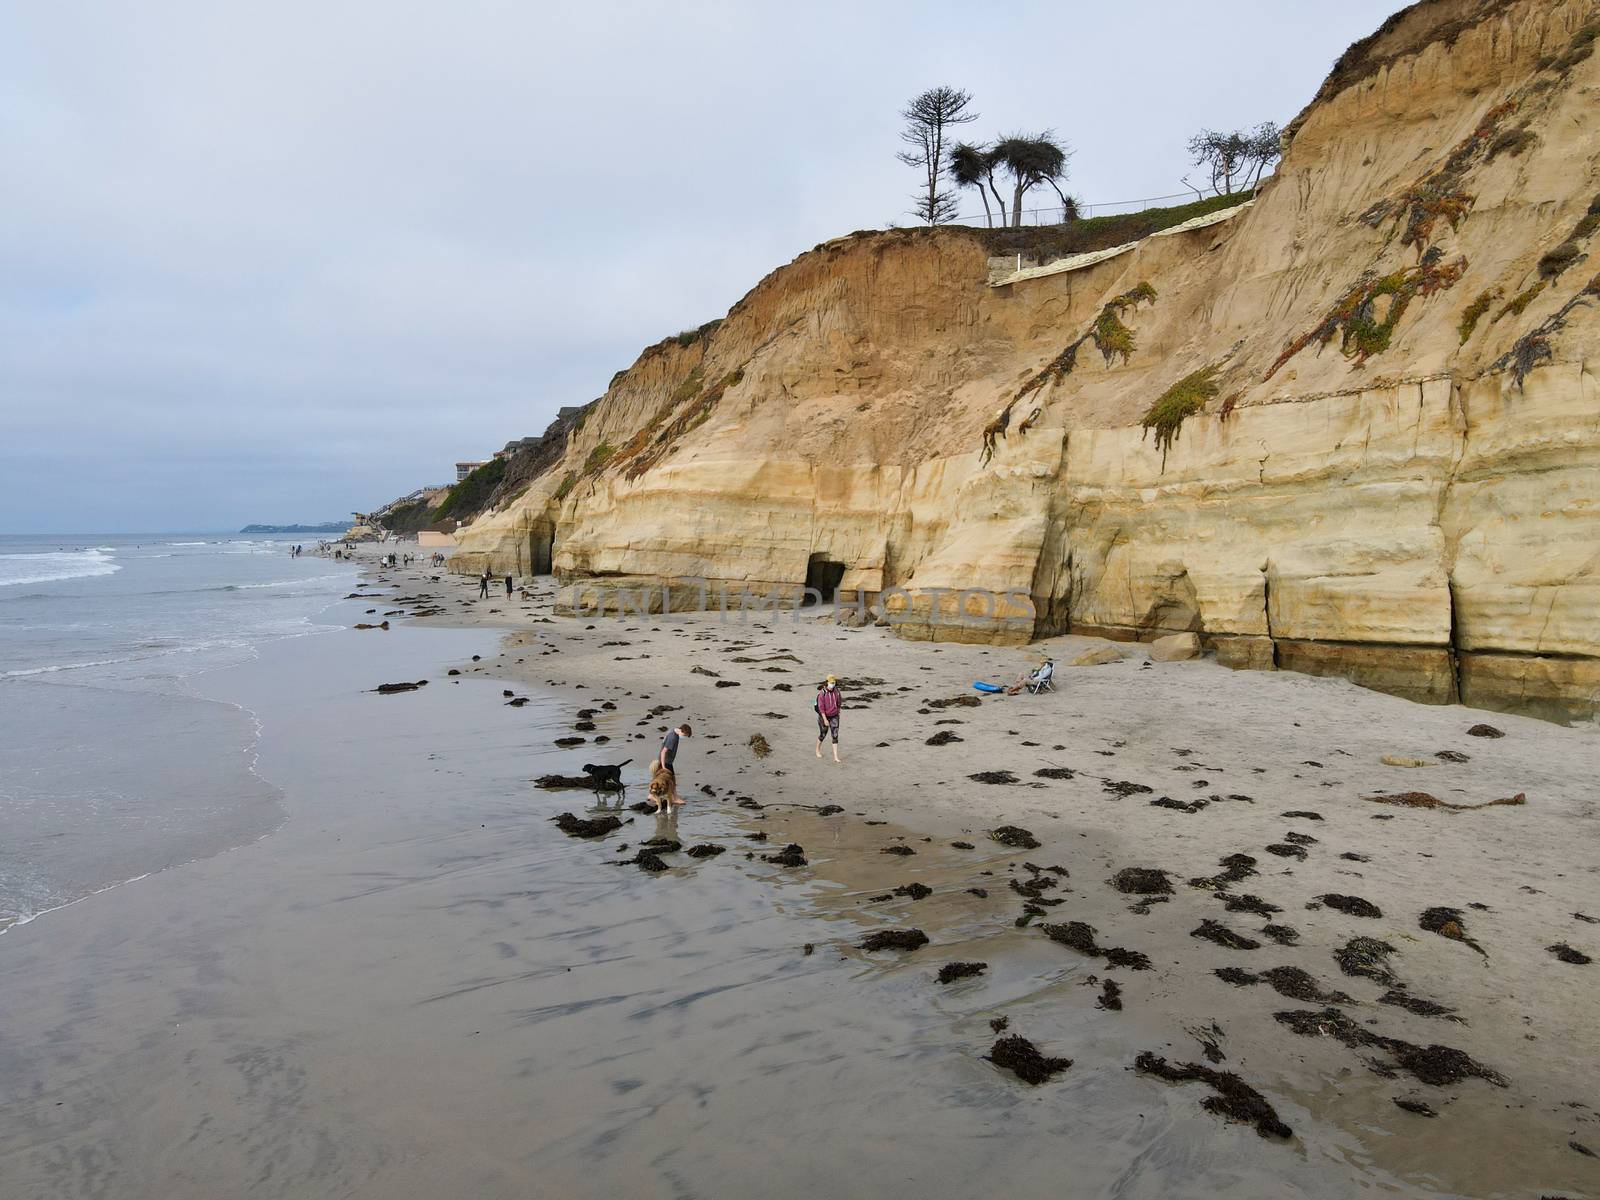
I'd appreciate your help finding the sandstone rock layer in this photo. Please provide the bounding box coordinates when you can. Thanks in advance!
[455,0,1600,722]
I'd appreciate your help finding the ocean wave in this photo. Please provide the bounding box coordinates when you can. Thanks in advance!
[235,574,345,589]
[0,548,120,589]
[2,654,141,678]
[164,541,211,546]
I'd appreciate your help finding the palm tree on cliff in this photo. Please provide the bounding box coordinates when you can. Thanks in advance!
[992,133,1073,226]
[951,142,1005,227]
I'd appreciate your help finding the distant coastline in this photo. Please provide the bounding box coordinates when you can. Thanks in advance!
[238,522,346,534]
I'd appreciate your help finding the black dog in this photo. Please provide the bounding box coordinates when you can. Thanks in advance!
[580,761,628,787]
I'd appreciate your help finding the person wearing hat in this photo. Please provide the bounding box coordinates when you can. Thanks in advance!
[814,675,843,762]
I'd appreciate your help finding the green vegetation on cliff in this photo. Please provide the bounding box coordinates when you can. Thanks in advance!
[1141,364,1221,467]
[434,458,506,523]
[970,191,1251,261]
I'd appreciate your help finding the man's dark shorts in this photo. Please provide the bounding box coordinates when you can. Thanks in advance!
[817,714,839,743]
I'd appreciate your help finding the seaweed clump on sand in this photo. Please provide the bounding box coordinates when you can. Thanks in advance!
[537,773,624,792]
[1191,920,1261,951]
[1216,966,1352,1004]
[618,849,671,873]
[926,730,963,746]
[1097,978,1123,1011]
[860,928,929,953]
[1364,791,1526,812]
[936,961,988,984]
[1103,780,1154,797]
[1189,853,1258,890]
[1419,906,1486,956]
[1111,867,1173,895]
[990,825,1040,849]
[552,812,624,838]
[1319,894,1383,918]
[1378,990,1461,1021]
[1548,943,1593,965]
[1217,893,1280,917]
[1135,1053,1292,1139]
[988,1035,1073,1085]
[686,843,726,858]
[1041,921,1151,970]
[894,882,933,900]
[1393,1097,1438,1117]
[881,844,916,856]
[1333,936,1399,985]
[763,843,808,867]
[970,770,1019,785]
[1273,1007,1505,1088]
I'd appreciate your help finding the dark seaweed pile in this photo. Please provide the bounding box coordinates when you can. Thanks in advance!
[860,929,929,952]
[552,812,623,838]
[1135,1052,1292,1138]
[988,1036,1072,1085]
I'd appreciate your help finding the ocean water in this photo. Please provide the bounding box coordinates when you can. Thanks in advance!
[0,533,358,928]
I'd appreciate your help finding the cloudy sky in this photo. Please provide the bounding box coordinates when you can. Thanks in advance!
[1,1,1402,533]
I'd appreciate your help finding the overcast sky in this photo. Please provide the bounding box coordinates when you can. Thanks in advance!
[0,1,1403,533]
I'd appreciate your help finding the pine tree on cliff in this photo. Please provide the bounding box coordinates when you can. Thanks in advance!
[897,86,977,225]
[1184,122,1281,196]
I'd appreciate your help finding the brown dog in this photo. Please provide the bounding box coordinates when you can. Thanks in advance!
[648,761,682,810]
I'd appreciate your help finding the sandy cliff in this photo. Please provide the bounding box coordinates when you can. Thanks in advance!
[454,0,1600,721]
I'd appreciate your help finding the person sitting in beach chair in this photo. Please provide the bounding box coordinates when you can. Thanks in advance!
[1026,658,1054,694]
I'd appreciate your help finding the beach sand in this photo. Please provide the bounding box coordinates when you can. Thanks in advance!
[1,550,1596,1199]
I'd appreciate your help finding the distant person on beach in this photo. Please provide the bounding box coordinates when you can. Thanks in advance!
[814,676,842,762]
[504,574,513,597]
[654,722,692,810]
[478,568,490,599]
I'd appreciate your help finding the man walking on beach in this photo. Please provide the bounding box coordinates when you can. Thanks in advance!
[656,722,691,810]
[478,567,490,599]
[504,574,513,597]
[815,676,842,763]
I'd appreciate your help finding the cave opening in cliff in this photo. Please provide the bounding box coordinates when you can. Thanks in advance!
[804,555,846,605]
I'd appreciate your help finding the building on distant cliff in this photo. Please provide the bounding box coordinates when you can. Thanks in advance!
[455,460,488,482]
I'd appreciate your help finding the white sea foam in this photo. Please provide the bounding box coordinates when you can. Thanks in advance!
[236,574,345,589]
[0,548,120,588]
[2,655,139,678]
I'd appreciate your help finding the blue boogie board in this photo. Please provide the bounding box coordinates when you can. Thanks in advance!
[972,681,1004,693]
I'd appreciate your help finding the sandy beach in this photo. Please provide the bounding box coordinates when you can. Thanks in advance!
[1,548,1596,1199]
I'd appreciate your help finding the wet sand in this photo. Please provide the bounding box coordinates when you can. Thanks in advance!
[0,557,1596,1198]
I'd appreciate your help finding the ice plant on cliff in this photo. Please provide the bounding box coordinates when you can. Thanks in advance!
[1141,364,1221,469]
[1266,250,1466,378]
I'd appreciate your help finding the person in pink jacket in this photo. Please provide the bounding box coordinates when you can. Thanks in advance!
[814,675,842,763]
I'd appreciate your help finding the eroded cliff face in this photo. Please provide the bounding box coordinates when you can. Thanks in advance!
[455,0,1600,722]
